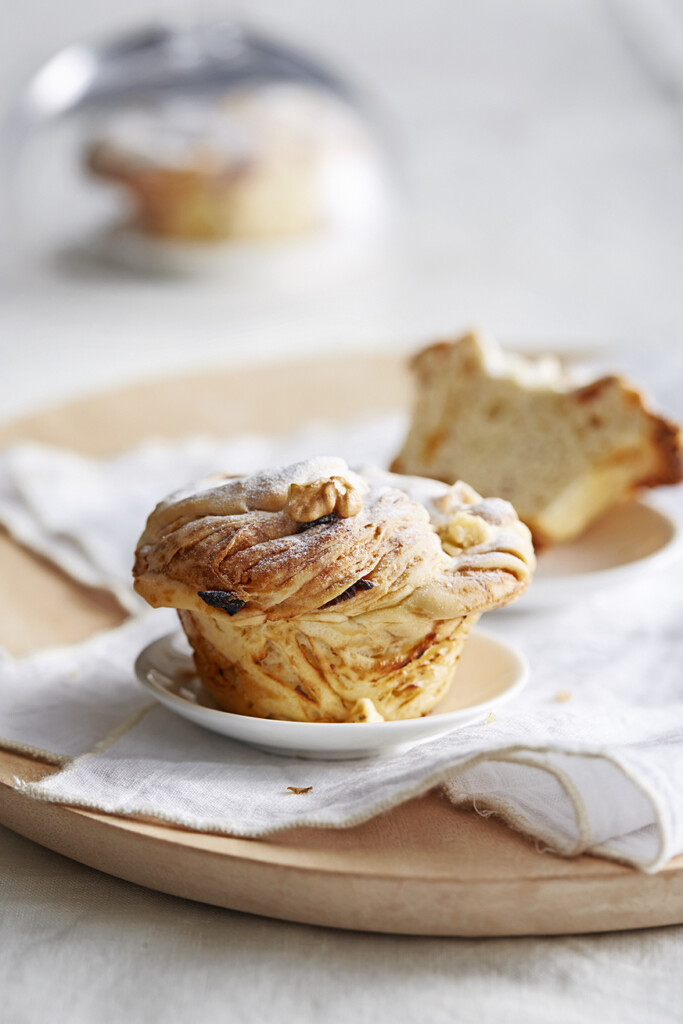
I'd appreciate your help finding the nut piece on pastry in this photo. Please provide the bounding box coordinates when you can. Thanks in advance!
[133,457,535,723]
[391,331,683,546]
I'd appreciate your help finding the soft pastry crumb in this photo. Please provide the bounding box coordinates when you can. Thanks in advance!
[391,330,683,545]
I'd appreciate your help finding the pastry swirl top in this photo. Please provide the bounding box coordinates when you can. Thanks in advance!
[133,457,535,622]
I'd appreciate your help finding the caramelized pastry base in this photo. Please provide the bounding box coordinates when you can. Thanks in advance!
[178,608,477,723]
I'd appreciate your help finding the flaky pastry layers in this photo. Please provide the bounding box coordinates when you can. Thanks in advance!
[133,458,535,722]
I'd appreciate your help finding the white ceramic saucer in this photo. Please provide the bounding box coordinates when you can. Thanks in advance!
[134,630,528,760]
[516,499,681,612]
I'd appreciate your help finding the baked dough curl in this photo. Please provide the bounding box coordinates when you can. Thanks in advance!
[133,457,534,722]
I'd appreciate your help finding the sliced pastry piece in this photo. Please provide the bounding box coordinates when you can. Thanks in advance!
[391,331,683,546]
[133,457,534,723]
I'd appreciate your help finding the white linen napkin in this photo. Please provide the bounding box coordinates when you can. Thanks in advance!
[1,418,683,872]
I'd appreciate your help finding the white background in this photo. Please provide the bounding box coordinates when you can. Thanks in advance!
[2,0,683,421]
[2,1,683,1020]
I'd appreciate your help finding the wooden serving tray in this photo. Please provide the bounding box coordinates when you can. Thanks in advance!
[1,353,682,936]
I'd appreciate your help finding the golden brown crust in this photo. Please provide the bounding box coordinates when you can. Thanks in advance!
[573,377,683,488]
[636,405,683,488]
[178,606,475,723]
[133,458,535,722]
[134,459,534,622]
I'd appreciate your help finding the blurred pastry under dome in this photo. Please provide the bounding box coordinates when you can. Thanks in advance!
[87,84,387,242]
[9,19,393,279]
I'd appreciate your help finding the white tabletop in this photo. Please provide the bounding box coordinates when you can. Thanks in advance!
[2,0,683,1019]
[2,0,683,425]
[3,821,683,1024]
